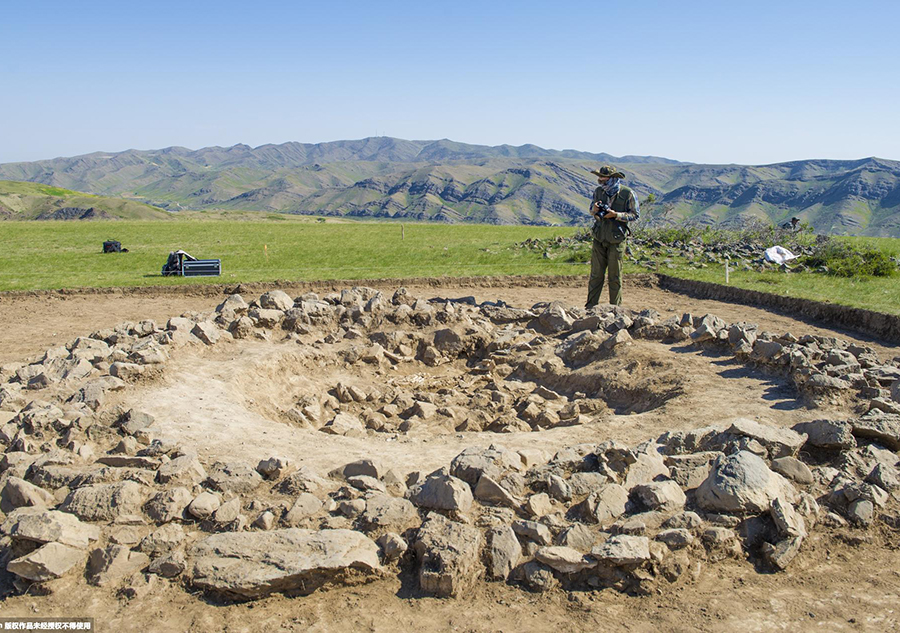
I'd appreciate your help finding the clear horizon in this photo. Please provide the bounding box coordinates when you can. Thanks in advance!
[2,0,899,166]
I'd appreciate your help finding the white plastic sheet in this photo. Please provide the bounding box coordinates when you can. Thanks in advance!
[764,245,797,264]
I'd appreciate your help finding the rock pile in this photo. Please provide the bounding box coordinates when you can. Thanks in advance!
[1,287,899,602]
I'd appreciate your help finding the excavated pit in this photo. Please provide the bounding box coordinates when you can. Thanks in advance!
[116,295,826,478]
[5,285,898,615]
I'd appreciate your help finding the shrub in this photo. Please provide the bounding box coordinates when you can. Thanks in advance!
[803,241,897,278]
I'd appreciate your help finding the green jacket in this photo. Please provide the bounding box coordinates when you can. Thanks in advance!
[591,185,639,243]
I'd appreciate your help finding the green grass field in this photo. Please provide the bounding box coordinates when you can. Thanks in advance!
[1,217,898,316]
[0,218,585,291]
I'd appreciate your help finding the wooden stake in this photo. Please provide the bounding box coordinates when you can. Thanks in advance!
[725,261,730,284]
[401,224,405,240]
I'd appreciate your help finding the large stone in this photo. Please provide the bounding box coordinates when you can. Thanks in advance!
[623,447,669,488]
[695,451,797,514]
[449,445,521,487]
[283,493,324,525]
[139,523,186,557]
[414,513,482,598]
[538,303,574,333]
[217,294,249,315]
[591,535,650,566]
[582,484,629,524]
[0,476,56,512]
[360,494,418,532]
[473,475,518,507]
[7,542,86,581]
[157,454,207,486]
[770,497,806,538]
[60,481,145,521]
[187,491,221,520]
[656,528,694,549]
[190,528,382,600]
[88,544,151,586]
[535,546,594,574]
[851,412,900,450]
[525,492,554,518]
[120,409,155,436]
[259,290,295,311]
[192,322,221,345]
[764,536,803,570]
[632,480,686,512]
[726,418,806,458]
[321,413,365,436]
[407,468,473,513]
[206,462,264,494]
[1,508,101,548]
[144,487,193,523]
[486,525,521,580]
[332,459,384,480]
[557,523,597,551]
[567,472,610,497]
[770,457,814,485]
[793,419,856,450]
[512,520,552,546]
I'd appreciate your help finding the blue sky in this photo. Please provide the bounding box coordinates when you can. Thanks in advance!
[1,0,898,165]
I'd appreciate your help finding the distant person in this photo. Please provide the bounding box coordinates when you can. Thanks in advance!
[585,165,640,307]
[780,217,801,231]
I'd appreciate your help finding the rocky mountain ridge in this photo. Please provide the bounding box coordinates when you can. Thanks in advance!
[0,139,898,236]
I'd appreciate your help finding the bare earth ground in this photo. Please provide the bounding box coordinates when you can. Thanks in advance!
[1,276,899,632]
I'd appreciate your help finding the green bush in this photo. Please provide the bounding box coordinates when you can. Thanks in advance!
[803,242,897,278]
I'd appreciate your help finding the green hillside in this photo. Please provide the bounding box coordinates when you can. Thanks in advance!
[0,180,171,221]
[1,139,899,236]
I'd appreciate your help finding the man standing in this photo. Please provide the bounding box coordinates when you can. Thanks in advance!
[586,165,640,307]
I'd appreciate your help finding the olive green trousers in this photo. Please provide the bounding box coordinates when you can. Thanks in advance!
[586,239,626,307]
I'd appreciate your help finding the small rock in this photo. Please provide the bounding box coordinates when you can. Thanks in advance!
[376,532,408,562]
[284,493,324,525]
[256,456,290,480]
[139,523,186,557]
[557,524,597,551]
[407,468,473,513]
[591,535,650,566]
[770,457,814,485]
[486,525,521,580]
[144,487,192,523]
[253,510,276,531]
[525,493,554,518]
[655,529,694,549]
[88,544,151,586]
[535,546,594,574]
[632,480,686,512]
[522,561,558,593]
[187,492,221,520]
[847,499,874,526]
[512,520,552,546]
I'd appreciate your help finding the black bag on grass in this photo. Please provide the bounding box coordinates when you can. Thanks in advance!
[103,240,127,253]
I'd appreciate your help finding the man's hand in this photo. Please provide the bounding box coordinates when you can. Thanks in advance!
[603,209,618,219]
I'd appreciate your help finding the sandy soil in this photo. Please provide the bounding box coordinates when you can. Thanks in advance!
[2,276,900,632]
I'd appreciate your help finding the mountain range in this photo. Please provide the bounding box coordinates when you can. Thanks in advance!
[1,137,898,237]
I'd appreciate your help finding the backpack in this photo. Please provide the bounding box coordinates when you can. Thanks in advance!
[103,240,126,253]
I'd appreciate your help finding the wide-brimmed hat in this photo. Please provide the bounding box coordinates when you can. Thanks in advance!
[589,165,625,179]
